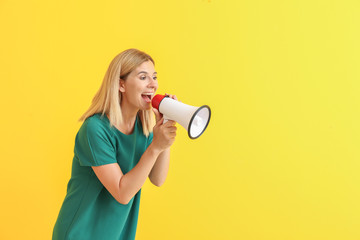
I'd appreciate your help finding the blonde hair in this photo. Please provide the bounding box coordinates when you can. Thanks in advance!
[79,48,155,137]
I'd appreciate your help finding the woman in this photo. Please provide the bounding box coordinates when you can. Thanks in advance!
[52,49,177,240]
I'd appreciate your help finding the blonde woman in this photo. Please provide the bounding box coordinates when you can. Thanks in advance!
[52,49,177,240]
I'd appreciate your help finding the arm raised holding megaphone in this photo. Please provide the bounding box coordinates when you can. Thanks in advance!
[148,94,178,186]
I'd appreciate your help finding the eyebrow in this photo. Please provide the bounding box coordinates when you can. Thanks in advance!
[137,71,157,75]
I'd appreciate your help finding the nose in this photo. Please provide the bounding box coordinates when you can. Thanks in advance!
[148,77,158,89]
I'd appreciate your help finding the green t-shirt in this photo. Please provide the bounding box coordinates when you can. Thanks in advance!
[53,113,153,240]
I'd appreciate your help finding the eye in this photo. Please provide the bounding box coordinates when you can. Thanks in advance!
[153,76,157,80]
[140,75,146,80]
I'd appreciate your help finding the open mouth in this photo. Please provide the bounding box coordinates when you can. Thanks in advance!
[141,92,153,103]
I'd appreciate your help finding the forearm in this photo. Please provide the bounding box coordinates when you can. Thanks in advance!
[118,143,161,203]
[149,147,170,186]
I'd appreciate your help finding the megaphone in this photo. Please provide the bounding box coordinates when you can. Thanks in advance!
[152,94,211,139]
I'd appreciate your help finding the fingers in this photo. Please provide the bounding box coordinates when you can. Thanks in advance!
[164,124,177,138]
[159,120,177,137]
[152,118,177,150]
[163,120,176,127]
[166,129,177,139]
[165,93,178,101]
[164,124,177,132]
[152,108,163,123]
[155,117,164,126]
[168,127,177,134]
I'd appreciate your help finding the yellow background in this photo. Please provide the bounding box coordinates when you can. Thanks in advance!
[1,0,359,239]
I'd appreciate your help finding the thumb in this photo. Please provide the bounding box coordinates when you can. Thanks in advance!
[152,108,163,123]
[155,116,164,127]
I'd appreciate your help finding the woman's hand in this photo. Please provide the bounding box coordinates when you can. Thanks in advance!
[164,93,178,102]
[151,94,178,152]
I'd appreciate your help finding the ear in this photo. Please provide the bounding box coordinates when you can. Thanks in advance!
[119,79,126,93]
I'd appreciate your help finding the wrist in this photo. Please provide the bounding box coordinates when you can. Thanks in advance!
[147,143,163,156]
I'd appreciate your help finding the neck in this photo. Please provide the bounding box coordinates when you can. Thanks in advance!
[116,99,139,135]
[121,109,138,126]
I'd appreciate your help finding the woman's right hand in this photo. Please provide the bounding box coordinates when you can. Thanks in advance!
[151,108,177,152]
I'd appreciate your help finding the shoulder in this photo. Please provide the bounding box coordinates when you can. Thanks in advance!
[84,113,108,128]
[78,113,114,140]
[84,113,107,125]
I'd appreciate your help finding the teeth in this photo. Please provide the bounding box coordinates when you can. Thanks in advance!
[142,93,154,96]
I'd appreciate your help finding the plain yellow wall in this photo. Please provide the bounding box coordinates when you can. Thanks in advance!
[1,0,359,239]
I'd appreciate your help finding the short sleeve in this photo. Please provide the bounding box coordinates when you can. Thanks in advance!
[75,118,117,167]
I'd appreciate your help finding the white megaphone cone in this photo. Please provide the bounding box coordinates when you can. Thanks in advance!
[152,94,211,139]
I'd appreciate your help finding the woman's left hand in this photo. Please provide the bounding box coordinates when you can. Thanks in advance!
[165,93,178,101]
